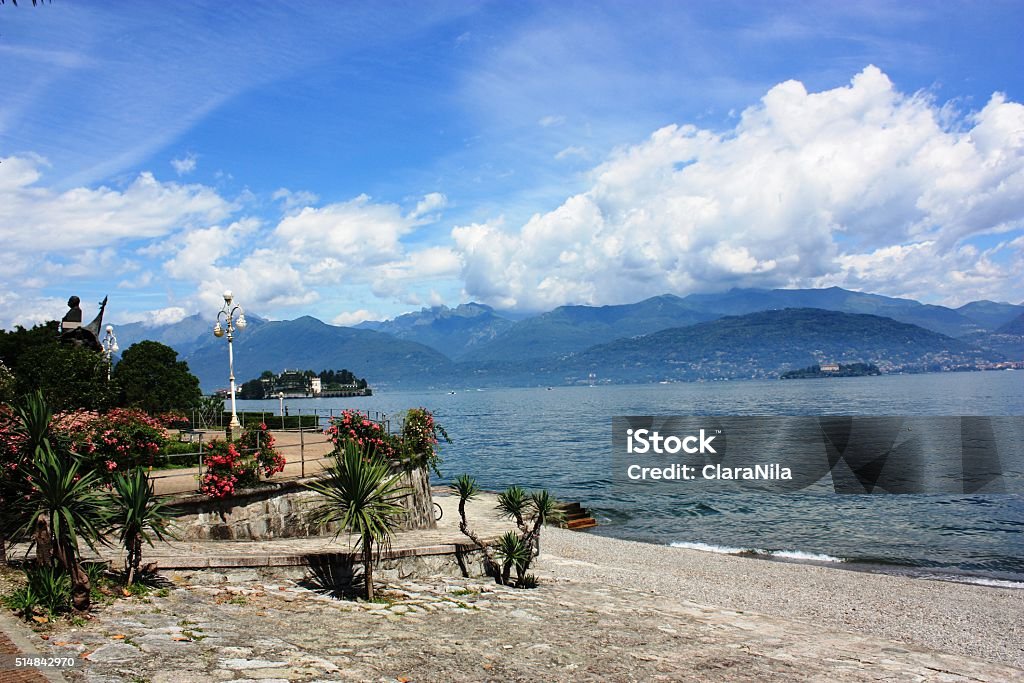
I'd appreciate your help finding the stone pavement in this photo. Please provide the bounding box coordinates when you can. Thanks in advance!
[15,557,1024,682]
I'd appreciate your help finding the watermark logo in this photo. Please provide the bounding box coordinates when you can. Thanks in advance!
[612,416,1024,494]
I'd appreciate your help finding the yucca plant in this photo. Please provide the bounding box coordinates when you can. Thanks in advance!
[21,444,111,610]
[493,530,529,586]
[452,474,498,574]
[2,391,53,565]
[525,490,564,557]
[496,485,529,529]
[305,440,408,600]
[110,468,175,586]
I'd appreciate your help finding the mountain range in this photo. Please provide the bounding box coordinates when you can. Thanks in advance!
[106,287,1024,391]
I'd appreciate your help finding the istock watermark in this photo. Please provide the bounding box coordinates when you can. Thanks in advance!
[612,416,1024,493]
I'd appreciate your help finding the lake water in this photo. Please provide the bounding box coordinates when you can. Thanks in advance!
[237,371,1024,586]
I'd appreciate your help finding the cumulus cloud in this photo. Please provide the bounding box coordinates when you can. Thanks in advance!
[332,309,378,326]
[411,192,448,219]
[452,66,1024,310]
[170,152,198,176]
[141,306,190,326]
[272,187,319,213]
[275,194,417,267]
[0,155,234,252]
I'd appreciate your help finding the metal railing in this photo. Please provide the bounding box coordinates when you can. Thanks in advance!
[150,408,393,494]
[188,407,390,433]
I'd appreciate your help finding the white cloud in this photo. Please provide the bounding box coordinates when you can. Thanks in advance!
[538,115,566,127]
[411,192,448,219]
[141,306,190,326]
[331,309,378,326]
[555,145,588,160]
[275,194,417,266]
[197,248,317,314]
[163,218,262,280]
[272,187,319,213]
[453,66,1024,309]
[0,156,234,252]
[170,152,198,176]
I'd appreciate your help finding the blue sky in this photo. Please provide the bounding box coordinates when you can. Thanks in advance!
[1,1,1023,328]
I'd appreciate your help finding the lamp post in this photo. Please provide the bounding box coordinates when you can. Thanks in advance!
[213,290,247,440]
[101,325,118,381]
[278,391,285,417]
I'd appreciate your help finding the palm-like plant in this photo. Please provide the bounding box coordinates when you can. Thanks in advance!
[6,391,56,565]
[525,490,564,557]
[110,468,175,586]
[496,485,529,530]
[493,530,529,586]
[305,440,408,600]
[452,474,498,572]
[22,444,111,610]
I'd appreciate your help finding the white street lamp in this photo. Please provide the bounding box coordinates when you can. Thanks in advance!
[278,391,285,417]
[102,325,118,381]
[213,290,247,439]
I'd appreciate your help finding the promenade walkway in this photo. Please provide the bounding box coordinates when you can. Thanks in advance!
[149,428,335,496]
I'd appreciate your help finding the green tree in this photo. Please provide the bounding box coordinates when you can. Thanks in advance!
[238,378,266,400]
[1,322,115,411]
[306,441,408,600]
[112,341,202,413]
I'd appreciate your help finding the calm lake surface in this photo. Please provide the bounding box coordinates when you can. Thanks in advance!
[238,371,1024,586]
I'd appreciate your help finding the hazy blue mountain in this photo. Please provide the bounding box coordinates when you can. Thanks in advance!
[356,303,514,358]
[459,295,716,362]
[676,286,981,337]
[182,316,453,392]
[553,308,991,384]
[997,312,1024,336]
[457,287,982,363]
[956,301,1024,332]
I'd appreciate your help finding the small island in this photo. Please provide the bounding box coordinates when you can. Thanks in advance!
[780,362,881,380]
[238,368,372,398]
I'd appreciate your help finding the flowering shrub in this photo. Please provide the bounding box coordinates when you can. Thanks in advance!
[199,440,245,498]
[51,408,166,478]
[199,423,286,499]
[0,405,32,527]
[239,422,286,478]
[401,407,450,475]
[324,410,399,460]
[324,408,449,475]
[158,411,191,430]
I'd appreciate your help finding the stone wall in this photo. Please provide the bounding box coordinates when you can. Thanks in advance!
[164,545,492,585]
[168,465,435,541]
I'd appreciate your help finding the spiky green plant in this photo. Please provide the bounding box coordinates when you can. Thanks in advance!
[525,489,564,557]
[305,440,408,600]
[496,485,529,531]
[493,530,529,586]
[26,564,71,616]
[110,468,176,586]
[452,474,499,576]
[2,584,39,621]
[21,444,111,610]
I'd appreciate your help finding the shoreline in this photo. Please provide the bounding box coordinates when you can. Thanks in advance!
[542,526,1024,669]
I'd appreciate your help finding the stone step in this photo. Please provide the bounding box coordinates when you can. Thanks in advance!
[556,502,597,532]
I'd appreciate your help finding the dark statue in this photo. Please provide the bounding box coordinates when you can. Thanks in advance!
[59,295,107,352]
